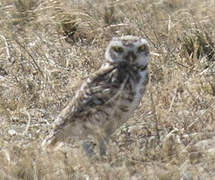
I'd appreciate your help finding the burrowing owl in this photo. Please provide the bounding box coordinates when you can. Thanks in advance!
[43,35,150,156]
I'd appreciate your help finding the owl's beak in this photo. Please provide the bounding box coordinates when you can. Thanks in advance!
[125,51,137,64]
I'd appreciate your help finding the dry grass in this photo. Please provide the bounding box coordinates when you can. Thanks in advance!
[0,0,215,179]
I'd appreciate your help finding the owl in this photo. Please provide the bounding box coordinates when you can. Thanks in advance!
[42,35,150,157]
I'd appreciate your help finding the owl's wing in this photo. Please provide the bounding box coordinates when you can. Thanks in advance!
[54,63,117,127]
[42,63,118,147]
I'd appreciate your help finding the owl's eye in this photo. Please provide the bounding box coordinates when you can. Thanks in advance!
[137,45,146,52]
[112,46,124,53]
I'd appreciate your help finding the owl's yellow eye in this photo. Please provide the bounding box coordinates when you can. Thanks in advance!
[137,45,146,52]
[112,46,124,53]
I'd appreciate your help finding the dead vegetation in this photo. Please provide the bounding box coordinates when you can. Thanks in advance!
[0,0,215,179]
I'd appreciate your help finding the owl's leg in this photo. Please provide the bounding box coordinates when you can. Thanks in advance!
[99,140,106,156]
[98,137,108,156]
[82,141,96,157]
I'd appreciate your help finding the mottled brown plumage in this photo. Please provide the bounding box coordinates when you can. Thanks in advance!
[42,35,150,156]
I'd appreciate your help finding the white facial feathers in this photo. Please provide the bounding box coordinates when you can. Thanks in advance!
[105,36,150,67]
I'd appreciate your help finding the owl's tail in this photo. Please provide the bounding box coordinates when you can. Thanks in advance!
[41,131,64,151]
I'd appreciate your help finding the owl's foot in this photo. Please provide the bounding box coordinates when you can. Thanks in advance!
[82,139,108,158]
[82,142,96,158]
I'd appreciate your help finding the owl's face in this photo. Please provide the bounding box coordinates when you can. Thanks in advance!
[105,36,150,67]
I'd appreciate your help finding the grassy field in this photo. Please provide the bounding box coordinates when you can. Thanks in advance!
[0,0,215,179]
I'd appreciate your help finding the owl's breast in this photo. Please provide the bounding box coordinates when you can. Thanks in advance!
[103,65,147,111]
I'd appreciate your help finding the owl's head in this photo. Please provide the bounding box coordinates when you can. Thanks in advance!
[105,36,150,67]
